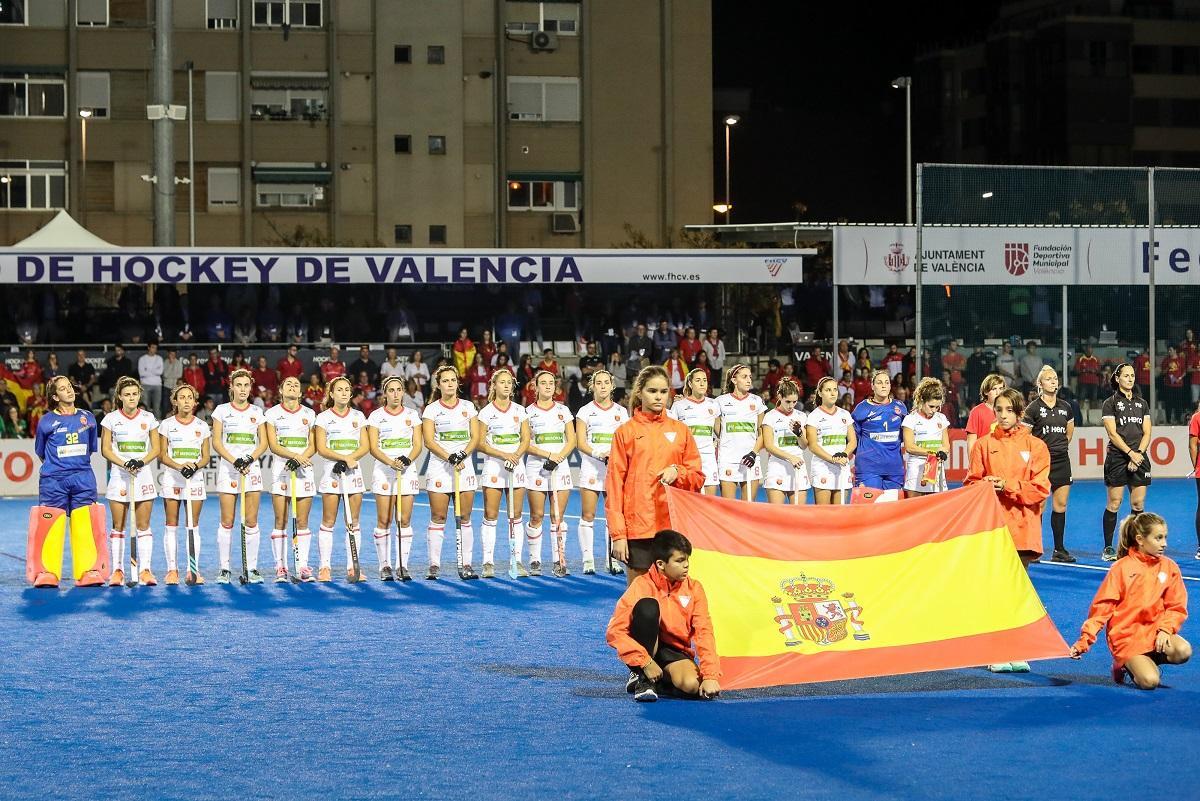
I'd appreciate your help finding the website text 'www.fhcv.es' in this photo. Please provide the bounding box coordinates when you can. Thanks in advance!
[642,271,702,281]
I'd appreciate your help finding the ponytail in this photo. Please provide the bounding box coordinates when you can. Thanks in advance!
[1118,511,1165,558]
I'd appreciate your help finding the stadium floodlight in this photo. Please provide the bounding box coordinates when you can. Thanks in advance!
[723,115,740,126]
[721,116,741,223]
[981,191,994,199]
[712,203,732,214]
[78,109,92,118]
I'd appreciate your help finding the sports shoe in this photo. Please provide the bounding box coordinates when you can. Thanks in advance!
[459,565,479,580]
[298,566,315,583]
[528,560,542,576]
[33,571,60,589]
[1102,546,1118,562]
[625,670,641,693]
[217,569,232,585]
[1009,661,1030,673]
[1111,663,1128,685]
[632,677,658,702]
[1194,548,1200,561]
[482,562,495,578]
[165,569,179,585]
[139,569,158,587]
[380,566,395,581]
[399,566,412,581]
[108,569,125,587]
[1050,549,1076,564]
[583,558,596,575]
[608,562,625,575]
[552,562,569,578]
[247,569,264,585]
[426,565,440,580]
[275,566,289,583]
[987,663,1013,673]
[317,566,332,583]
[186,571,205,586]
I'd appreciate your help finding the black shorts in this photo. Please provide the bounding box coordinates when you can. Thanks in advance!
[1079,384,1099,402]
[1049,456,1072,491]
[653,645,693,668]
[1104,454,1152,488]
[620,538,656,571]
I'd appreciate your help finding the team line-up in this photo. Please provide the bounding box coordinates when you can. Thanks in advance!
[25,358,1160,588]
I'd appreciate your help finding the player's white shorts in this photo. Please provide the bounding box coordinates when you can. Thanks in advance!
[578,453,609,493]
[216,459,264,494]
[318,465,365,495]
[718,460,762,484]
[371,462,421,497]
[426,455,478,494]
[160,467,207,501]
[106,466,158,502]
[765,456,811,492]
[903,457,946,493]
[810,456,851,491]
[268,462,317,498]
[480,454,527,490]
[524,456,572,492]
[699,453,718,487]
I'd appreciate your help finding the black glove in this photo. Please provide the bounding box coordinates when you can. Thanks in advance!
[284,458,301,472]
[448,451,467,466]
[124,459,140,472]
[740,452,757,469]
[132,459,145,471]
[832,451,848,460]
[233,456,252,471]
[600,456,609,465]
[791,421,804,437]
[397,455,412,469]
[332,460,348,475]
[935,450,948,462]
[543,458,560,472]
[180,466,196,479]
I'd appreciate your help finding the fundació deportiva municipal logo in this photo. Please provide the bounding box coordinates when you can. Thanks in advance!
[1004,242,1030,276]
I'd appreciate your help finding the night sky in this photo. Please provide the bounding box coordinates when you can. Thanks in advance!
[712,1,1003,224]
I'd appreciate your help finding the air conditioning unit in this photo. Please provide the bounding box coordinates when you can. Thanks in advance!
[530,31,559,52]
[551,212,579,234]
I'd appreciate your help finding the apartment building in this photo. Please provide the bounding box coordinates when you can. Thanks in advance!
[0,0,713,248]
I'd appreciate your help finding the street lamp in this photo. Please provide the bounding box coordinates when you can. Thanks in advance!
[78,108,92,227]
[891,76,912,224]
[722,114,740,223]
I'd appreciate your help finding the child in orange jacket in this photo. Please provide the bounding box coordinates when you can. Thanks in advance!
[605,366,703,584]
[1070,512,1191,690]
[606,529,721,702]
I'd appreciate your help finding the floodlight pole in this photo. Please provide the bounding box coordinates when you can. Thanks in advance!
[1148,168,1156,422]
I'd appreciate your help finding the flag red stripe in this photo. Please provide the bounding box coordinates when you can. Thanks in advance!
[666,481,1007,561]
[718,615,1069,690]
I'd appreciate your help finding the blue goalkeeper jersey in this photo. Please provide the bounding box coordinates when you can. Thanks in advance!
[34,409,99,476]
[851,398,906,477]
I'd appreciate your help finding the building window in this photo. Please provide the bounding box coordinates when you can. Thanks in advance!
[205,72,240,120]
[207,167,240,207]
[394,45,411,64]
[428,135,446,155]
[427,45,445,65]
[77,0,108,26]
[505,2,579,35]
[207,0,238,28]
[429,225,447,244]
[1,0,28,24]
[507,178,581,211]
[77,71,110,118]
[507,77,579,122]
[0,73,66,118]
[0,160,68,210]
[250,75,327,120]
[394,224,412,244]
[255,182,318,207]
[253,0,321,28]
[394,135,411,154]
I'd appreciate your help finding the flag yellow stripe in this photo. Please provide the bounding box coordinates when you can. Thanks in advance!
[690,526,1046,658]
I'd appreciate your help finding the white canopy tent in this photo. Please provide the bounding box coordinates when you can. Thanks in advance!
[11,210,115,249]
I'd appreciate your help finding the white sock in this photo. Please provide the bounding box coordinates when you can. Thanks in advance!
[427,523,444,567]
[217,525,232,570]
[578,520,595,562]
[512,518,525,562]
[136,529,153,572]
[110,531,124,570]
[459,522,475,568]
[481,518,498,565]
[270,528,286,567]
[373,527,390,568]
[297,529,312,568]
[164,526,178,571]
[399,526,413,568]
[528,519,544,564]
[318,525,333,568]
[246,526,260,571]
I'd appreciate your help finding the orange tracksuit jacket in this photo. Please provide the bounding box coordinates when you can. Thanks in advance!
[604,408,703,541]
[1074,547,1188,665]
[605,564,722,680]
[964,424,1050,553]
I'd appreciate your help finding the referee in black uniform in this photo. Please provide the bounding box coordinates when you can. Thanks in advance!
[1025,366,1076,563]
[1100,363,1152,561]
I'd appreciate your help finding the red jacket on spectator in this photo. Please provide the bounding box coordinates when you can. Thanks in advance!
[679,336,703,365]
[183,365,205,392]
[761,366,782,398]
[1076,353,1101,386]
[1189,351,1200,387]
[1134,354,1151,385]
[304,383,324,409]
[1162,355,1185,388]
[803,355,830,390]
[277,355,305,382]
[14,358,43,391]
[252,367,278,397]
[851,376,871,404]
[320,358,346,386]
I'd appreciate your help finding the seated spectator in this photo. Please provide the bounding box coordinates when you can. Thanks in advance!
[678,326,702,365]
[2,404,28,438]
[402,377,424,412]
[837,369,853,401]
[320,345,346,385]
[26,384,48,431]
[803,345,831,395]
[349,345,379,386]
[380,347,404,381]
[196,396,216,424]
[286,304,310,344]
[304,373,324,409]
[852,368,871,405]
[761,359,782,398]
[94,397,114,424]
[202,348,229,402]
[883,344,906,381]
[100,345,135,397]
[183,353,205,393]
[233,306,258,345]
[492,341,511,368]
[835,339,854,376]
[405,350,431,396]
[252,355,278,399]
[42,352,61,387]
[386,302,417,341]
[690,349,713,386]
[537,348,559,377]
[355,369,378,414]
[258,299,283,343]
[204,296,233,342]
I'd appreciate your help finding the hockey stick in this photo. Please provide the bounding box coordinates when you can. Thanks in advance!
[392,460,402,576]
[454,466,465,578]
[238,472,249,585]
[341,469,362,583]
[124,494,138,587]
[288,470,302,583]
[507,465,519,579]
[185,481,199,585]
[793,462,801,506]
[551,482,565,575]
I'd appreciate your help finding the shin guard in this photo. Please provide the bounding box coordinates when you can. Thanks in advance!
[69,504,111,585]
[26,506,67,587]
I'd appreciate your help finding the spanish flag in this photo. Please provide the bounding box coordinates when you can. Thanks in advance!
[665,482,1068,690]
[1,364,30,412]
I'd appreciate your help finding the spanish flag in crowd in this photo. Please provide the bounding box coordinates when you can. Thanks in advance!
[1,364,30,412]
[665,482,1068,690]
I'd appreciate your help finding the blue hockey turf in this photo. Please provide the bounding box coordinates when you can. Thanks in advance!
[2,480,1198,801]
